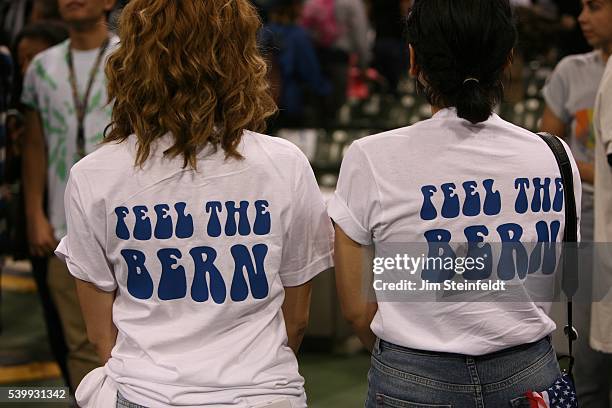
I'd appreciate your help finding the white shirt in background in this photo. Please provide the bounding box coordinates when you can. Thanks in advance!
[21,37,119,241]
[592,56,612,353]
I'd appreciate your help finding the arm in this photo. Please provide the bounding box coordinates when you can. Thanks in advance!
[22,108,57,256]
[540,105,567,139]
[334,224,378,352]
[576,161,594,185]
[282,281,313,354]
[74,279,117,363]
[541,105,594,184]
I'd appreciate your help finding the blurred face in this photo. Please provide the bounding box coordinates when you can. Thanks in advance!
[18,37,51,76]
[578,0,612,51]
[57,0,114,27]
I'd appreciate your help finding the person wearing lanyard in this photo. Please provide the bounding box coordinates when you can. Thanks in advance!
[21,0,117,391]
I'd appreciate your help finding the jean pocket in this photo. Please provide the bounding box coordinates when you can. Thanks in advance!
[376,394,452,408]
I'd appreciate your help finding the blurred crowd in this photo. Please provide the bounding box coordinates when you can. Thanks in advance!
[0,0,598,141]
[251,0,594,127]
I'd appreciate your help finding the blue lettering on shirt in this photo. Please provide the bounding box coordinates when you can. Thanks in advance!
[419,177,566,282]
[114,201,273,303]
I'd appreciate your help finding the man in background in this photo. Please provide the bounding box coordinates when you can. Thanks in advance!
[10,20,70,388]
[21,0,117,390]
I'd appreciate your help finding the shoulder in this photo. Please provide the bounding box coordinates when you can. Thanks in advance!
[69,140,134,179]
[358,113,547,155]
[603,56,612,83]
[553,51,600,76]
[494,116,578,167]
[24,40,68,84]
[352,117,442,153]
[596,58,612,109]
[32,40,68,66]
[490,114,546,143]
[241,130,314,183]
[106,35,120,54]
[242,130,309,162]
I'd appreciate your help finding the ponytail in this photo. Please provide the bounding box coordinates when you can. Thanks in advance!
[456,78,493,124]
[405,0,516,124]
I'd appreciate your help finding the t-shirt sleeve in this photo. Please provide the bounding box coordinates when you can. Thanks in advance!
[542,61,570,124]
[327,142,381,245]
[279,151,334,287]
[55,170,117,291]
[20,58,40,110]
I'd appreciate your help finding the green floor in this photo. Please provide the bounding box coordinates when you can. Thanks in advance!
[0,279,369,407]
[300,353,369,407]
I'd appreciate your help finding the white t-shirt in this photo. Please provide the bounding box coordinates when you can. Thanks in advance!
[55,131,334,407]
[542,50,606,192]
[21,37,118,240]
[592,56,612,353]
[328,108,582,356]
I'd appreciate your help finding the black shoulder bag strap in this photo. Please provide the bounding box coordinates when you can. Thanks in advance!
[537,132,579,378]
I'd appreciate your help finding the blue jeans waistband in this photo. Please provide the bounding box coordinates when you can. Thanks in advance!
[376,335,552,361]
[116,392,147,408]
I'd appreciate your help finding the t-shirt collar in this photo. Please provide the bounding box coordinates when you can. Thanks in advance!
[431,106,500,123]
[143,133,220,160]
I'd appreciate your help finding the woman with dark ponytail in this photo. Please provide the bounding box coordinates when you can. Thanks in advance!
[330,0,582,406]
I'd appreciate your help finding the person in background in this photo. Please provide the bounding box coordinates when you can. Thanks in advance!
[540,0,612,405]
[55,1,333,406]
[7,20,70,389]
[370,0,411,94]
[301,0,371,116]
[21,0,117,390]
[324,0,371,69]
[260,0,331,125]
[592,0,612,403]
[0,32,12,285]
[330,0,582,406]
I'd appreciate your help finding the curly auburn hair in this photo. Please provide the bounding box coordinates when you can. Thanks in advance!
[104,0,277,168]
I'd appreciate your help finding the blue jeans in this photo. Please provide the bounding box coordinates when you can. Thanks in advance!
[366,336,561,407]
[117,392,147,408]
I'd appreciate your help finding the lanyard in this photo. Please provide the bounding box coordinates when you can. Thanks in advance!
[66,38,109,158]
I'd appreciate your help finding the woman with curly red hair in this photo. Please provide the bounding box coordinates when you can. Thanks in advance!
[55,1,334,407]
